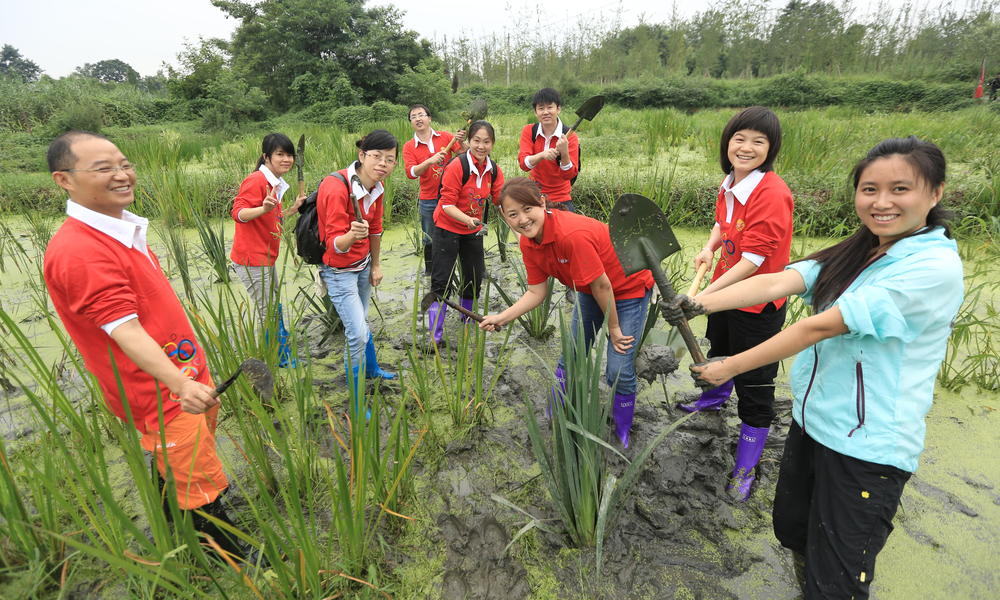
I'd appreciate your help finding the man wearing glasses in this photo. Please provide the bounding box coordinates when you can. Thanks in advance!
[42,130,249,563]
[401,104,467,275]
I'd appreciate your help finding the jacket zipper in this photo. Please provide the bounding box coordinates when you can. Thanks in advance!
[800,345,820,434]
[847,359,866,437]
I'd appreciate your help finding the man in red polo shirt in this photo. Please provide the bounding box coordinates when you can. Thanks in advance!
[402,104,467,275]
[517,88,581,213]
[43,131,246,561]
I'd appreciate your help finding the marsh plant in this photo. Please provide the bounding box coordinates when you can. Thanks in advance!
[491,269,557,340]
[193,215,231,284]
[496,313,693,568]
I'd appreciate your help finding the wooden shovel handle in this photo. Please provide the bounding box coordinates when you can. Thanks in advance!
[642,243,707,364]
[687,262,709,298]
[443,298,485,323]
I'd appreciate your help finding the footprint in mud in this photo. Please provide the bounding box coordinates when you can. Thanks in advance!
[439,514,530,600]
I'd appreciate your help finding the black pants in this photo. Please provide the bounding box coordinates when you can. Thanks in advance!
[431,227,484,300]
[773,422,910,599]
[705,302,786,427]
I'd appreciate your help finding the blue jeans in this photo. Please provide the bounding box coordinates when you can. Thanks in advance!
[558,287,651,395]
[419,199,438,246]
[319,264,371,367]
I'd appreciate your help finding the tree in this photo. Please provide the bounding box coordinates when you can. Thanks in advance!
[396,58,453,113]
[76,59,140,84]
[0,45,41,82]
[165,38,230,100]
[211,0,431,109]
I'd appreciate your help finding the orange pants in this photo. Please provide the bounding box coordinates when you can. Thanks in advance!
[140,405,228,510]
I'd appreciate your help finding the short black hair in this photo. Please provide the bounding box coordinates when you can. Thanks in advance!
[719,106,782,174]
[408,104,432,119]
[532,88,561,108]
[47,130,110,172]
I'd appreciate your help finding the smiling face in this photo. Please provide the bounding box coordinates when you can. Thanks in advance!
[468,128,494,162]
[500,194,546,240]
[264,148,295,178]
[52,136,136,218]
[855,154,943,246]
[727,129,770,183]
[534,102,561,129]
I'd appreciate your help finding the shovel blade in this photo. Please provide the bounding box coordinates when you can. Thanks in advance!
[575,95,605,122]
[609,193,681,275]
[469,97,488,121]
[239,358,274,402]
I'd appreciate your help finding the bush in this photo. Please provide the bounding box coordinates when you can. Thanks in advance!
[754,71,831,108]
[47,102,104,135]
[332,105,375,131]
[371,100,407,122]
[297,99,340,123]
[395,58,454,114]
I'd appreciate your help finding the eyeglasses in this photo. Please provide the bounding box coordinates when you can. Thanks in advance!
[363,152,396,166]
[409,113,429,120]
[63,164,136,175]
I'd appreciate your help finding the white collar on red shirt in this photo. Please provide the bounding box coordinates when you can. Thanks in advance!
[65,198,151,260]
[413,129,441,151]
[347,161,383,213]
[720,169,766,223]
[536,119,566,149]
[258,164,290,200]
[467,154,494,188]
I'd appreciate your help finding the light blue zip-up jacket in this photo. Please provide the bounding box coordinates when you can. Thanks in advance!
[786,227,963,472]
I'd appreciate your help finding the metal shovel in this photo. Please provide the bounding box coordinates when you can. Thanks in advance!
[211,358,274,402]
[609,193,707,364]
[567,95,605,133]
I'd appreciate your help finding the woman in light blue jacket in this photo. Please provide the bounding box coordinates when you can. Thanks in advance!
[664,137,963,599]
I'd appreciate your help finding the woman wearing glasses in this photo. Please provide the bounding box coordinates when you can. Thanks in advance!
[317,129,398,401]
[426,120,504,345]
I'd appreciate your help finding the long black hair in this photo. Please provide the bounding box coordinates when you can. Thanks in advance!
[802,136,952,310]
[255,133,295,169]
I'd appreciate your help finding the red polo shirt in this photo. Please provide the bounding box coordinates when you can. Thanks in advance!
[402,130,457,200]
[433,153,504,235]
[520,209,653,299]
[713,170,794,313]
[44,218,211,434]
[230,170,283,266]
[317,165,384,269]
[517,123,580,204]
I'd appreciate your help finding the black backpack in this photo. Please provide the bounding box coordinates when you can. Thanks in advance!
[295,172,348,265]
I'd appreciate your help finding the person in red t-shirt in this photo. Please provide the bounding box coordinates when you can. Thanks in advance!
[231,133,306,368]
[680,106,794,501]
[316,129,398,403]
[426,120,504,345]
[517,88,580,213]
[43,131,248,561]
[479,178,654,448]
[402,104,467,275]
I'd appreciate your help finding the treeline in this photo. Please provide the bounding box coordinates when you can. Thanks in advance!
[1,0,998,136]
[442,0,1000,86]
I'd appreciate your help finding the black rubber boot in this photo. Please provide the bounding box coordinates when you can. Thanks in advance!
[188,496,251,564]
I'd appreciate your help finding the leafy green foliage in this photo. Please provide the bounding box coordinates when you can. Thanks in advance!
[395,58,454,114]
[75,59,140,85]
[0,45,41,83]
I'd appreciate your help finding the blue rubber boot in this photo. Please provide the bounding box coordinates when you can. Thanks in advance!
[345,361,370,421]
[364,334,397,380]
[277,304,297,368]
[677,379,733,412]
[727,423,770,502]
[612,392,636,448]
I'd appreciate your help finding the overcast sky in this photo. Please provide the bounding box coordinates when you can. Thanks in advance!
[2,0,926,78]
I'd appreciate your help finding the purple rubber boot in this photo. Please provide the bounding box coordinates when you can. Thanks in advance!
[612,392,636,448]
[677,379,733,412]
[546,365,567,419]
[459,297,475,323]
[427,301,446,345]
[727,423,770,502]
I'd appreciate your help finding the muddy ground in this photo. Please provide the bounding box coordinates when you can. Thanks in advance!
[1,222,998,599]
